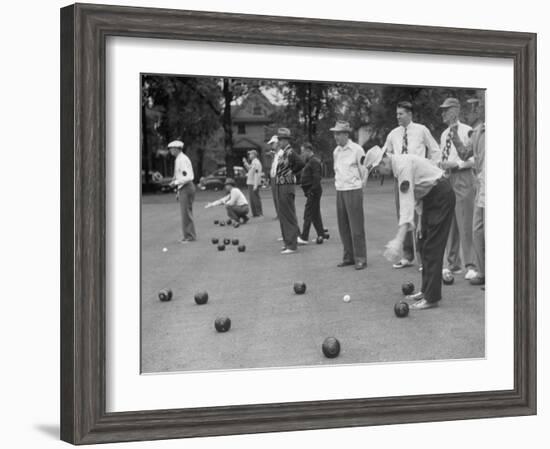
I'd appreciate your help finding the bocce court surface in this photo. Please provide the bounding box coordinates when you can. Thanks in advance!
[141,179,485,374]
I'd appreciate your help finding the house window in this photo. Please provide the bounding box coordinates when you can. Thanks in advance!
[237,124,246,134]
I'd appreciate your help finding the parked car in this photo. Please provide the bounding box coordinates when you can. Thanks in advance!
[199,166,267,191]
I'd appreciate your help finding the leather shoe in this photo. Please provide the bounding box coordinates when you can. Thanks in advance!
[337,261,354,267]
[469,276,485,286]
[355,262,367,270]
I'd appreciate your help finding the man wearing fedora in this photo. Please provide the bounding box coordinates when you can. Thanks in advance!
[273,128,304,254]
[168,140,196,243]
[204,178,250,224]
[331,121,367,270]
[439,98,477,281]
[383,101,441,270]
[364,146,456,310]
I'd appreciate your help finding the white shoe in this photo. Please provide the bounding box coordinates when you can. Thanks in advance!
[297,237,308,245]
[465,268,478,280]
[405,291,424,301]
[393,258,413,269]
[442,268,451,277]
[277,237,284,241]
[281,249,296,255]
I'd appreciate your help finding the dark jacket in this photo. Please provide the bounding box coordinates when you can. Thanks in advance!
[275,145,305,185]
[301,156,322,193]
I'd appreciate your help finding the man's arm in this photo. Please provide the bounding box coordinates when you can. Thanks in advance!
[205,193,230,208]
[289,150,305,174]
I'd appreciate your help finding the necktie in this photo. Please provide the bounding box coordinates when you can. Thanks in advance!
[402,127,408,154]
[442,129,453,161]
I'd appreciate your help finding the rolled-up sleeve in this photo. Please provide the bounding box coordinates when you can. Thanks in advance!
[174,155,194,186]
[396,165,415,229]
[423,126,441,164]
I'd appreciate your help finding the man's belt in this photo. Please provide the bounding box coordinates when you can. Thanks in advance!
[449,166,473,174]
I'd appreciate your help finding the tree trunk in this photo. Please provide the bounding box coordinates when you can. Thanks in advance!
[141,102,151,189]
[223,78,234,178]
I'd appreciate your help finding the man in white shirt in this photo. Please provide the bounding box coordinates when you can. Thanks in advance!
[332,121,367,270]
[383,101,441,269]
[242,150,263,217]
[364,146,455,310]
[205,178,249,224]
[168,140,196,243]
[268,135,282,219]
[439,98,477,280]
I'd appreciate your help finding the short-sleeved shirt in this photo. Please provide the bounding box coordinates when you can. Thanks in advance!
[333,140,366,191]
[384,122,441,163]
[246,158,262,185]
[391,154,444,229]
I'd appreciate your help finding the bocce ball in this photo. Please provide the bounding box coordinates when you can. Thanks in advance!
[342,294,351,303]
[211,238,219,244]
[232,238,239,245]
[324,228,328,233]
[322,337,341,358]
[158,288,173,302]
[223,238,231,245]
[401,281,415,296]
[162,247,168,252]
[217,244,226,251]
[238,245,246,252]
[316,236,324,244]
[214,317,231,332]
[226,219,232,225]
[194,291,208,305]
[293,282,307,294]
[323,233,330,240]
[443,273,455,285]
[394,301,410,318]
[220,222,226,227]
[214,220,219,225]
[234,223,240,228]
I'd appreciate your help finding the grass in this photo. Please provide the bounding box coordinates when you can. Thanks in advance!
[141,179,484,373]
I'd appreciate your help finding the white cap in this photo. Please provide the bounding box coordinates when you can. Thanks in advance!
[267,135,278,145]
[167,140,184,149]
[364,145,385,175]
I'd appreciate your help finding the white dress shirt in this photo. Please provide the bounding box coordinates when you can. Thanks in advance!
[333,139,367,191]
[440,121,473,167]
[173,152,194,186]
[391,154,444,229]
[212,188,249,207]
[270,149,284,178]
[384,121,441,163]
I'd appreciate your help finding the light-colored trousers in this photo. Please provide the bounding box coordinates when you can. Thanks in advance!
[445,170,475,270]
[473,205,485,277]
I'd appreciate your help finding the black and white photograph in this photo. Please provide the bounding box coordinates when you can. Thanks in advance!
[140,75,486,373]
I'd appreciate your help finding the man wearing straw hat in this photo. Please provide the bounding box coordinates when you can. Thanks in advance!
[273,128,304,254]
[267,134,282,220]
[168,140,196,243]
[331,121,367,270]
[364,146,456,310]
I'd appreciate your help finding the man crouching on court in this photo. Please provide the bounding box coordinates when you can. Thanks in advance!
[204,178,250,225]
[364,146,456,310]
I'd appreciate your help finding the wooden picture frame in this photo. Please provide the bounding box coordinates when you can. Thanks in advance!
[60,3,536,444]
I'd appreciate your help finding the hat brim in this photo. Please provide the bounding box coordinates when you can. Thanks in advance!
[330,128,351,133]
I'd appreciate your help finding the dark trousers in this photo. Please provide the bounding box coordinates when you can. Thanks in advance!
[247,185,263,216]
[225,204,249,222]
[276,184,300,250]
[271,178,279,218]
[301,186,324,240]
[336,188,367,264]
[394,179,417,262]
[178,182,196,240]
[419,178,456,303]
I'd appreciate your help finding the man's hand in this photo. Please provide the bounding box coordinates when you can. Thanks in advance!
[253,185,258,191]
[383,238,402,263]
[440,160,458,170]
